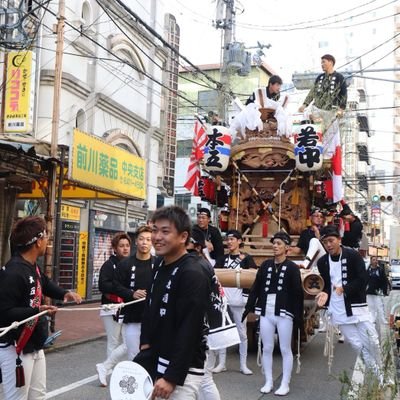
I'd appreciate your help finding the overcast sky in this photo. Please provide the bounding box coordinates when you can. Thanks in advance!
[164,0,397,81]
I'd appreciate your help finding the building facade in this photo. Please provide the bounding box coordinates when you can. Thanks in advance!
[0,0,179,299]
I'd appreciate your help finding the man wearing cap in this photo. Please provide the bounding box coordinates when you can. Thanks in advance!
[339,204,363,249]
[212,230,256,375]
[244,231,303,396]
[288,207,326,268]
[194,208,224,265]
[316,226,382,379]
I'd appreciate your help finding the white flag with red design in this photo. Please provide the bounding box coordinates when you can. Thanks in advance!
[184,120,207,196]
[331,131,343,203]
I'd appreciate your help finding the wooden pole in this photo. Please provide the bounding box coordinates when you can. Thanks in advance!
[45,0,65,279]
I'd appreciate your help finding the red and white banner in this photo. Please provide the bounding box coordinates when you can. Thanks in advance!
[331,130,343,203]
[184,120,207,196]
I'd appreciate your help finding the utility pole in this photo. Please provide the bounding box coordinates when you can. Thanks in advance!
[45,0,65,279]
[216,0,234,124]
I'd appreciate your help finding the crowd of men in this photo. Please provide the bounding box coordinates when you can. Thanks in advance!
[0,200,390,400]
[0,53,391,399]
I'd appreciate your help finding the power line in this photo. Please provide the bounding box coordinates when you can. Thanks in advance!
[104,0,223,90]
[235,2,398,31]
[34,0,211,116]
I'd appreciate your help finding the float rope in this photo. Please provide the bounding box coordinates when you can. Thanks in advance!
[323,314,335,374]
[0,298,145,337]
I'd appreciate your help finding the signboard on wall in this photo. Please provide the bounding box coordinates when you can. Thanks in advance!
[4,51,35,133]
[61,205,80,221]
[77,232,88,298]
[70,129,146,200]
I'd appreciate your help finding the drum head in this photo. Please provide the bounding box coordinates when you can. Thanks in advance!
[110,361,153,400]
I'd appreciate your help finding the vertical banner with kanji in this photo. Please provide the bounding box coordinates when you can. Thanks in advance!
[4,51,35,133]
[77,232,88,298]
[293,123,323,172]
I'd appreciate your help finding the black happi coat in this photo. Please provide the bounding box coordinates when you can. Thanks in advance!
[245,259,303,325]
[98,254,122,305]
[112,255,155,323]
[194,224,224,261]
[139,253,209,386]
[317,246,368,317]
[0,255,67,352]
[366,265,389,296]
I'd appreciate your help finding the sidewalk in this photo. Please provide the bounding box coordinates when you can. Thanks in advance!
[46,302,106,351]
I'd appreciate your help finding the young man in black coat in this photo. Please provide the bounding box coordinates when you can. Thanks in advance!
[96,226,154,387]
[98,232,131,361]
[366,256,389,327]
[0,216,81,400]
[193,207,224,264]
[136,206,209,400]
[244,231,303,396]
[339,204,363,249]
[316,226,382,379]
[213,229,256,375]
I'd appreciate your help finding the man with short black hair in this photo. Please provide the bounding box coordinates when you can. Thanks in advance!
[288,207,326,268]
[98,232,131,360]
[244,231,303,396]
[366,256,389,328]
[316,225,382,379]
[246,75,283,104]
[0,216,81,400]
[299,54,347,114]
[213,229,256,375]
[194,207,224,264]
[136,206,209,400]
[339,204,363,249]
[96,226,154,387]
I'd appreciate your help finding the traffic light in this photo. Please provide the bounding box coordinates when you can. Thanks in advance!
[371,194,392,202]
[379,195,392,202]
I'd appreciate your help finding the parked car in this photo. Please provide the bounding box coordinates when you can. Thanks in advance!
[390,264,400,289]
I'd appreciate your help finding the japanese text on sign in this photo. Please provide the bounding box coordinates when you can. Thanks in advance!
[4,51,34,133]
[70,129,146,199]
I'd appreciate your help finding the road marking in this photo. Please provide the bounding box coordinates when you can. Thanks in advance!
[45,374,98,399]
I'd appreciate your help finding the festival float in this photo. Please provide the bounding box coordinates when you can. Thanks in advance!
[196,89,344,344]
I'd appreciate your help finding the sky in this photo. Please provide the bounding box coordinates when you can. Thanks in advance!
[163,0,397,80]
[161,0,398,178]
[158,0,399,225]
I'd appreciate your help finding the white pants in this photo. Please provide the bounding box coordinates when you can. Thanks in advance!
[123,323,141,361]
[103,323,141,371]
[216,305,248,364]
[101,314,123,357]
[155,373,203,400]
[198,351,220,400]
[228,305,247,344]
[0,346,46,400]
[304,238,326,268]
[260,315,293,386]
[366,295,386,326]
[339,321,381,373]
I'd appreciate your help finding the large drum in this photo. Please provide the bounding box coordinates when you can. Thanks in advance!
[300,268,324,296]
[214,268,257,289]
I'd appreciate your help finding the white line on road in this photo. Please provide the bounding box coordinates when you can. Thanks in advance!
[45,374,98,399]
